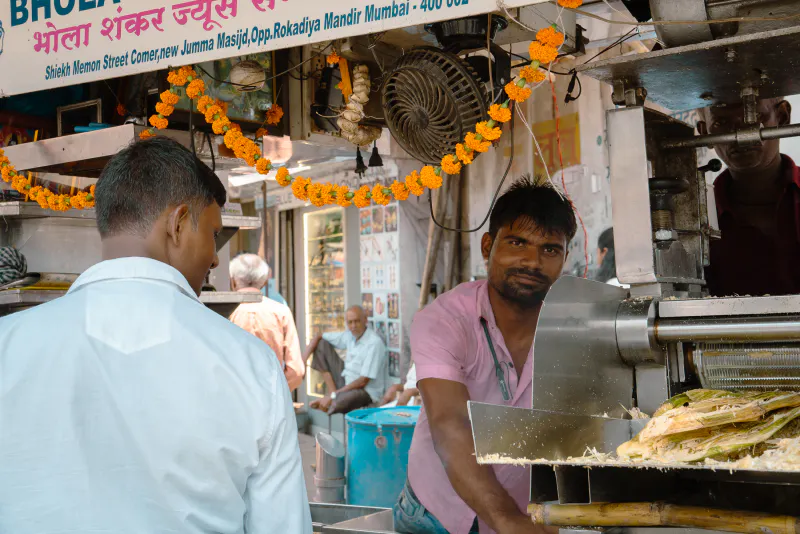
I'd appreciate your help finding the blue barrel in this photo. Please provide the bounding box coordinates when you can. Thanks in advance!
[345,406,420,508]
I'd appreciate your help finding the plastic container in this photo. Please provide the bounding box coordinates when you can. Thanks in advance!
[345,406,420,508]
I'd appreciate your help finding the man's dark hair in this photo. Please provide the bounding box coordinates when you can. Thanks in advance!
[597,227,617,282]
[488,175,577,242]
[95,136,227,237]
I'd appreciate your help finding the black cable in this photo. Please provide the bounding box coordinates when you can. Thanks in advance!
[204,131,216,172]
[564,69,582,104]
[429,105,516,233]
[582,28,638,65]
[189,102,196,155]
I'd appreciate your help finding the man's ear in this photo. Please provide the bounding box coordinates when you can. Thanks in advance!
[166,204,191,247]
[777,100,792,127]
[481,232,493,262]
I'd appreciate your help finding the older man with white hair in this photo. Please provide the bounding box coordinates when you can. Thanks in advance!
[229,254,305,392]
[305,306,388,414]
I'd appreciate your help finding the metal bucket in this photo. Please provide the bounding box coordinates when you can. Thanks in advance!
[345,406,420,508]
[314,432,346,504]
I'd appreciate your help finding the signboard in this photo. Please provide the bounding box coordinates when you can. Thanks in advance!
[0,0,546,98]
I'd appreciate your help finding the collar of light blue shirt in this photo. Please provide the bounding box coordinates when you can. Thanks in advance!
[68,257,200,302]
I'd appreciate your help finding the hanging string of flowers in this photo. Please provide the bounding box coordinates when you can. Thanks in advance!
[0,147,96,211]
[1,21,569,213]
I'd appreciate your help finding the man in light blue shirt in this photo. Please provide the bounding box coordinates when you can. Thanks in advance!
[306,306,388,414]
[0,137,311,534]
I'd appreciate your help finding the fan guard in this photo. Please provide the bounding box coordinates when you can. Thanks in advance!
[382,47,488,165]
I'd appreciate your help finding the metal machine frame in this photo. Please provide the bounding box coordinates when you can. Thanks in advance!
[470,7,800,526]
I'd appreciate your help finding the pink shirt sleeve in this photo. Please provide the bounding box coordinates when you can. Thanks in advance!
[411,311,468,385]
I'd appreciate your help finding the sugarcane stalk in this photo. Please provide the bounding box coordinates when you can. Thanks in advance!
[640,392,800,442]
[618,406,800,462]
[528,503,800,534]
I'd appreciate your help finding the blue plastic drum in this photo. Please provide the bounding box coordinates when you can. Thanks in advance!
[345,406,420,508]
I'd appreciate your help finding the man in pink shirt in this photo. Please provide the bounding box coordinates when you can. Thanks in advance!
[394,177,577,534]
[229,254,305,391]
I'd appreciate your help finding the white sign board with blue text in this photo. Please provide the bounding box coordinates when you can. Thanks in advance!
[0,0,547,97]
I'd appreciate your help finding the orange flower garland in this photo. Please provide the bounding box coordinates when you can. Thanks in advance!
[537,26,566,48]
[441,154,462,176]
[0,145,96,211]
[475,122,502,142]
[390,180,410,201]
[371,184,391,206]
[276,167,292,187]
[529,42,559,64]
[2,19,566,213]
[353,185,371,209]
[334,184,352,208]
[455,143,474,165]
[488,104,512,123]
[266,105,284,126]
[557,0,583,8]
[327,51,341,65]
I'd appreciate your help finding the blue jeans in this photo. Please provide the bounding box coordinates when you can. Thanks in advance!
[393,479,479,533]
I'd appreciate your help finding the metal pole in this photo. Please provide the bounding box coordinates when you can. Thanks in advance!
[418,178,449,310]
[662,123,800,149]
[655,316,800,343]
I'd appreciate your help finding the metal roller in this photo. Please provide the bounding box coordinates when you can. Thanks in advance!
[694,343,800,391]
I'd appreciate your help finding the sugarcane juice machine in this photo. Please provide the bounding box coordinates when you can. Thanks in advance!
[469,1,800,522]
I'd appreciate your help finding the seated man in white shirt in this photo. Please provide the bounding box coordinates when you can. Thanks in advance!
[0,137,311,534]
[305,305,388,414]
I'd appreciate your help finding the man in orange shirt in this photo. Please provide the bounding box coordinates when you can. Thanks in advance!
[229,254,305,391]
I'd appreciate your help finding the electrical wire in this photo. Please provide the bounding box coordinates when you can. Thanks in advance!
[192,42,333,89]
[189,102,196,155]
[550,77,589,278]
[429,105,516,233]
[204,131,216,172]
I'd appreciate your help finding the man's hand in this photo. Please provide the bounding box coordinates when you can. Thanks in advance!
[309,395,333,412]
[380,384,404,406]
[396,388,419,406]
[419,378,532,533]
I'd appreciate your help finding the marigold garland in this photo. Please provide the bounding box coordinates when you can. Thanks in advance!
[455,143,474,165]
[557,0,583,7]
[327,51,341,65]
[292,177,311,201]
[505,80,533,103]
[155,102,175,117]
[276,167,292,187]
[529,42,559,64]
[420,166,442,189]
[334,184,352,207]
[465,132,491,153]
[186,79,206,100]
[441,154,462,176]
[4,23,567,213]
[353,185,371,209]
[370,184,390,206]
[266,105,284,126]
[256,157,272,175]
[405,171,425,197]
[390,180,410,201]
[475,121,502,142]
[537,26,566,48]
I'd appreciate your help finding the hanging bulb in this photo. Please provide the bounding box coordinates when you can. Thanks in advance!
[369,142,383,167]
[355,148,368,176]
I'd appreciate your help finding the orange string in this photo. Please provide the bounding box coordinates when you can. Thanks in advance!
[550,78,589,278]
